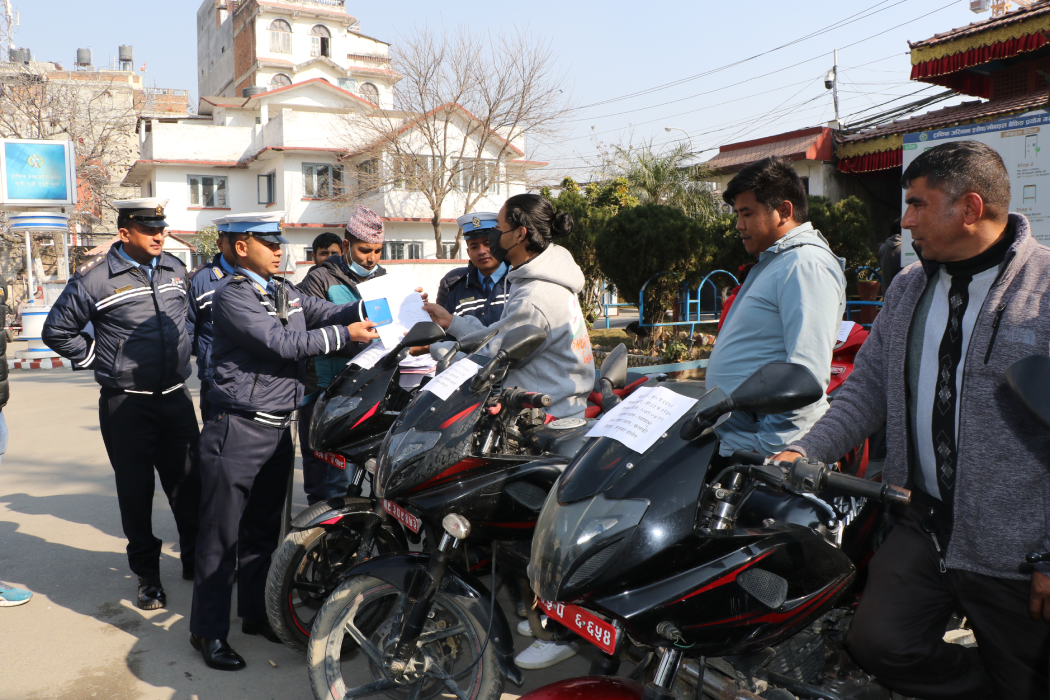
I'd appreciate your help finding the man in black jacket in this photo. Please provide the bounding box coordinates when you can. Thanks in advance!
[189,212,378,671]
[435,211,508,331]
[42,198,201,611]
[297,206,386,503]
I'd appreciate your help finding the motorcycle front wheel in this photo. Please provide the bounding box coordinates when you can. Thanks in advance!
[307,574,502,700]
[265,524,401,653]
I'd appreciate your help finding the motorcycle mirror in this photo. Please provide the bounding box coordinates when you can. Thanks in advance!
[402,321,446,348]
[729,362,823,415]
[1006,355,1050,430]
[499,325,548,364]
[599,344,629,390]
[457,328,499,355]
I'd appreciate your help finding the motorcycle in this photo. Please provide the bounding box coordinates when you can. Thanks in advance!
[304,329,639,700]
[265,321,492,652]
[525,362,911,700]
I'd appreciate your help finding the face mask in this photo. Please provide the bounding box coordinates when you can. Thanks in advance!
[488,228,522,264]
[349,258,376,278]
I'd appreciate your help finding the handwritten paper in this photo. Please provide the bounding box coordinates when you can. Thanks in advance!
[837,321,856,344]
[586,386,698,454]
[422,358,480,401]
[349,341,390,370]
[356,276,435,348]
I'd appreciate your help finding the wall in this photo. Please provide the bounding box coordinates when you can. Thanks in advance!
[148,122,255,161]
[196,0,235,97]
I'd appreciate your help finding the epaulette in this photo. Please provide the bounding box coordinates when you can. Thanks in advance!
[75,254,106,278]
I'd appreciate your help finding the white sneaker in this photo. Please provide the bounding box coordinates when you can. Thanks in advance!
[516,615,549,637]
[514,640,578,669]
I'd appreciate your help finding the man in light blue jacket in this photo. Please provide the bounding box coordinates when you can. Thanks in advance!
[706,156,846,456]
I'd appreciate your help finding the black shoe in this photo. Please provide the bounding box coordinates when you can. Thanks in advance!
[190,634,246,671]
[181,566,195,582]
[136,576,166,610]
[242,617,282,644]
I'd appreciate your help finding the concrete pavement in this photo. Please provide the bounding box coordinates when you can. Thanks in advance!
[0,368,592,700]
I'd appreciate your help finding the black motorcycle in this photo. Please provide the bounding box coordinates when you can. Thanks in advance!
[305,329,637,700]
[525,362,911,700]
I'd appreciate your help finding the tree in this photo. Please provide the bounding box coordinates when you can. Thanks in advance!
[615,140,719,221]
[194,225,220,259]
[808,195,877,296]
[596,204,712,325]
[336,26,570,258]
[542,177,636,322]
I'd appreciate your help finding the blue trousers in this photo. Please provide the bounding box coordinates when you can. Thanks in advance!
[299,397,351,505]
[190,412,292,639]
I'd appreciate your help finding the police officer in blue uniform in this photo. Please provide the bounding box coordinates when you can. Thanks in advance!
[187,218,237,419]
[435,211,509,329]
[189,212,378,671]
[42,198,201,610]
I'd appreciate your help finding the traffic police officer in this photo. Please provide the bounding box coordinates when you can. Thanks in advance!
[42,198,201,610]
[435,211,509,328]
[189,212,378,671]
[187,218,237,419]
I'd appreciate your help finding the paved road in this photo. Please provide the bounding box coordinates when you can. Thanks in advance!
[0,368,592,700]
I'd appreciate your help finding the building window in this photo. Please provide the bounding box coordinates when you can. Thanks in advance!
[383,241,422,260]
[258,171,276,205]
[302,162,342,198]
[357,158,378,190]
[338,77,355,91]
[442,242,459,259]
[358,82,379,103]
[270,73,292,88]
[310,25,331,58]
[269,19,292,54]
[393,154,431,191]
[453,159,499,194]
[188,175,228,208]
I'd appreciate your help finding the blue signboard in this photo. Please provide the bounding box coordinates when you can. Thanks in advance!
[0,138,76,205]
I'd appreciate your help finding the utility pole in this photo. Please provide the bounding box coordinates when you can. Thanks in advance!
[825,50,841,128]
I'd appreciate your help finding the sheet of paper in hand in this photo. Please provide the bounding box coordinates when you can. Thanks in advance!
[356,275,436,348]
[422,358,480,401]
[586,386,698,454]
[350,340,390,370]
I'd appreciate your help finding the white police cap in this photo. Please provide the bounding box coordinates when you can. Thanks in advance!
[456,211,499,238]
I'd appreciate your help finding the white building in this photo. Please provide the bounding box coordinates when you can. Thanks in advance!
[124,0,544,283]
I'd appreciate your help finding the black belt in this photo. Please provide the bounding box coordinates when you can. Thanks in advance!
[229,409,295,428]
[106,383,185,397]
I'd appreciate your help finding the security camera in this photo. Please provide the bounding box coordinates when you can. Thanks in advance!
[824,69,835,90]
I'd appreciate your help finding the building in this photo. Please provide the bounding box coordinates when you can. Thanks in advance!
[197,0,397,106]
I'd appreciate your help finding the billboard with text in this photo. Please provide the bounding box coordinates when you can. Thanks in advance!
[0,138,77,206]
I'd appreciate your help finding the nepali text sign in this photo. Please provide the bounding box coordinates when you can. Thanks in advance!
[0,139,76,205]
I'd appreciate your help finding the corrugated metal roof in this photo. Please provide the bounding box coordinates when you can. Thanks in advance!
[704,127,831,172]
[910,2,1050,49]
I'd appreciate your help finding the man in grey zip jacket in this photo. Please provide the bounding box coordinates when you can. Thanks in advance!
[779,141,1050,699]
[706,156,846,456]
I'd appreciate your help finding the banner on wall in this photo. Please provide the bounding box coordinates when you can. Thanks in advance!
[901,109,1050,267]
[0,138,77,206]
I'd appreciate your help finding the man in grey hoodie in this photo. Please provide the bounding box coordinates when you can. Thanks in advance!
[778,141,1050,699]
[706,156,846,456]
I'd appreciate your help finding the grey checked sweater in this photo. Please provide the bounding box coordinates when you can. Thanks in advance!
[789,214,1050,580]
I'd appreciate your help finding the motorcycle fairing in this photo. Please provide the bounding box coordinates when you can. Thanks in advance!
[311,358,402,452]
[337,551,524,688]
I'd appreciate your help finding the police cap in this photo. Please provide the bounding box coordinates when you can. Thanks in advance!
[218,212,288,244]
[456,211,499,240]
[115,198,169,229]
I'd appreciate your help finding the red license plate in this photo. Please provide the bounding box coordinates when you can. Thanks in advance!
[539,599,617,655]
[314,450,346,469]
[382,499,421,533]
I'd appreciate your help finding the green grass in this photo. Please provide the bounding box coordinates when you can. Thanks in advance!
[589,328,636,351]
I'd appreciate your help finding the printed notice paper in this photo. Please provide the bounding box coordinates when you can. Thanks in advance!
[349,341,390,370]
[423,358,480,401]
[586,386,698,454]
[356,276,435,348]
[837,321,856,344]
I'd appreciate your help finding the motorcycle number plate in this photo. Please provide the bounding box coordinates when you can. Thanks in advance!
[382,499,421,533]
[539,598,617,655]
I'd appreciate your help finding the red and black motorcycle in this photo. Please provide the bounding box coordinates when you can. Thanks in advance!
[525,362,911,700]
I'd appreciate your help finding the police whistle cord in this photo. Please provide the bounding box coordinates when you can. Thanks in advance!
[280,410,298,541]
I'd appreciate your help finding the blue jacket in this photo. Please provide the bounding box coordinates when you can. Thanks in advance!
[436,263,509,330]
[299,255,386,389]
[187,253,232,382]
[208,269,364,415]
[705,222,846,456]
[42,245,192,392]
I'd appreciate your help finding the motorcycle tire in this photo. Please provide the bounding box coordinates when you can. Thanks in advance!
[308,574,502,700]
[265,524,401,653]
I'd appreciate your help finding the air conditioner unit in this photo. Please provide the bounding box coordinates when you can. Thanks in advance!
[970,0,990,12]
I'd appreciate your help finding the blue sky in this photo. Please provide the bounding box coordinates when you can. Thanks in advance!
[18,0,984,177]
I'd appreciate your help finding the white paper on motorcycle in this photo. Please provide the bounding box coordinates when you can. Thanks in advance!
[422,358,480,401]
[539,598,617,655]
[382,499,421,533]
[585,386,698,453]
[349,340,390,370]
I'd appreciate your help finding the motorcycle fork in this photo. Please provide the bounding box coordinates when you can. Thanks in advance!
[345,465,366,498]
[390,531,460,670]
[351,501,386,566]
[643,648,683,700]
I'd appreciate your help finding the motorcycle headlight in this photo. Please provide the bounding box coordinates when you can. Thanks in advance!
[387,428,442,470]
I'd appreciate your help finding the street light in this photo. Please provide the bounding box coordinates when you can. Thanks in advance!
[664,126,692,145]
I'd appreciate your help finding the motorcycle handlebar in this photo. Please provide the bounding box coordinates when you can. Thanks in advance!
[729,452,911,505]
[503,388,552,410]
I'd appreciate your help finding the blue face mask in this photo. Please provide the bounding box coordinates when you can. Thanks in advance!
[349,258,376,278]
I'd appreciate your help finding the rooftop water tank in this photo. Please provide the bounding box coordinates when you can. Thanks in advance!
[242,86,268,97]
[75,48,92,67]
[118,45,133,62]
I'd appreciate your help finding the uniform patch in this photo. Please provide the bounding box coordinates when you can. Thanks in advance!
[170,277,182,285]
[460,296,476,303]
[115,285,133,294]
